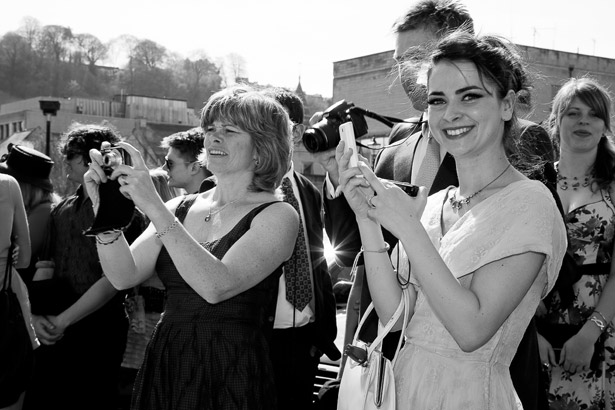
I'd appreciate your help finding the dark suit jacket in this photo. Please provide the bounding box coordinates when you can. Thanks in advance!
[292,171,341,361]
[324,120,547,410]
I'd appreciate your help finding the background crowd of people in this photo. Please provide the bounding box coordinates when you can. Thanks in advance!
[0,1,614,410]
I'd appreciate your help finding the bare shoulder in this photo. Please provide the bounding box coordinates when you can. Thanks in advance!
[255,201,299,224]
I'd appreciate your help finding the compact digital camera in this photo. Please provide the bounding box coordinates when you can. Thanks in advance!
[100,145,130,175]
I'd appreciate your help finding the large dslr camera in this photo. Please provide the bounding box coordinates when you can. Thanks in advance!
[302,100,368,153]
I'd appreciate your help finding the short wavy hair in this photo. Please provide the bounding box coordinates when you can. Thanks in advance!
[161,127,205,162]
[59,122,122,165]
[392,0,474,36]
[200,86,292,193]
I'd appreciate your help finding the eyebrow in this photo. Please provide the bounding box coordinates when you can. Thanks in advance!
[428,85,483,96]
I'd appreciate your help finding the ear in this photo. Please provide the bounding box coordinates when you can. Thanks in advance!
[293,124,306,143]
[500,90,516,122]
[189,161,202,175]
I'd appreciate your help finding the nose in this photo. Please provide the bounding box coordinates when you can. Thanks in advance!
[578,114,590,125]
[443,100,462,122]
[206,131,223,144]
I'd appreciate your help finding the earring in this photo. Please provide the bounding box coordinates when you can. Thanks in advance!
[254,158,260,166]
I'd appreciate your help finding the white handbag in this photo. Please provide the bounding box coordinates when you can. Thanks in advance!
[337,289,410,410]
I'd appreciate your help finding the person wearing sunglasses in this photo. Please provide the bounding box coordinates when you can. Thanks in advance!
[161,128,212,194]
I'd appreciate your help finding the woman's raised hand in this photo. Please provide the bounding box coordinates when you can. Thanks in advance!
[358,165,428,239]
[335,140,374,220]
[85,141,160,216]
[83,143,108,215]
[109,142,160,215]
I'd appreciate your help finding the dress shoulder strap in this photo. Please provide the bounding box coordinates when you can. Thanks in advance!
[174,194,199,223]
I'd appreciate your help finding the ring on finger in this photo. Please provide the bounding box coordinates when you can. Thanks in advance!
[367,194,376,208]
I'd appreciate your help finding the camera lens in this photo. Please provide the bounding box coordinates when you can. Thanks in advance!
[302,118,341,153]
[102,150,123,169]
[302,128,329,153]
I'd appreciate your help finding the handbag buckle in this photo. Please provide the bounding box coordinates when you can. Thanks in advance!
[344,344,368,366]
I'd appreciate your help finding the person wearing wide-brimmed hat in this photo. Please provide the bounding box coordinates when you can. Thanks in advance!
[0,144,60,286]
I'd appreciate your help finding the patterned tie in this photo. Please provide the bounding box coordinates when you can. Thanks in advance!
[415,135,441,191]
[281,177,313,311]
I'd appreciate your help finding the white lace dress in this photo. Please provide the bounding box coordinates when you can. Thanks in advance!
[394,180,567,410]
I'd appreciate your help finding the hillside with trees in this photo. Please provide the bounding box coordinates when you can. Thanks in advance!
[0,17,223,111]
[0,17,332,118]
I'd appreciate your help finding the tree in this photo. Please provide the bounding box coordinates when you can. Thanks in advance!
[74,33,108,71]
[38,25,73,62]
[132,39,166,70]
[0,32,31,97]
[18,17,41,49]
[223,52,248,85]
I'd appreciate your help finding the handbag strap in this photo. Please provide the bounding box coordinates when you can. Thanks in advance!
[3,243,14,291]
[353,288,408,358]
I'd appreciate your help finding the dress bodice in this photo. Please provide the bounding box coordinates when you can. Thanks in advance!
[394,180,567,409]
[155,197,282,325]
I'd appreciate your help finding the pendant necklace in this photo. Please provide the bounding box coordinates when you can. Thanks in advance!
[555,164,591,191]
[204,198,241,222]
[449,164,511,211]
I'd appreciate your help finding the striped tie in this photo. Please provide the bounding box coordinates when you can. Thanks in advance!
[415,135,441,191]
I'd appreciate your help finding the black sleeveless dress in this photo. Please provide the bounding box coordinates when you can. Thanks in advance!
[131,196,281,410]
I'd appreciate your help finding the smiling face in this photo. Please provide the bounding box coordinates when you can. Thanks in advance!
[203,120,255,177]
[558,97,606,155]
[426,60,514,161]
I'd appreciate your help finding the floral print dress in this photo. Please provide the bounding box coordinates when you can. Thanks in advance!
[544,189,615,409]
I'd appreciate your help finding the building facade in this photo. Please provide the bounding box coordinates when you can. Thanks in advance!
[0,95,200,196]
[332,45,615,139]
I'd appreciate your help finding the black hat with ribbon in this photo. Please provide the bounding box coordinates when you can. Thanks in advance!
[0,144,54,192]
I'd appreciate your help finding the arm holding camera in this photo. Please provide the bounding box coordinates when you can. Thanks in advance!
[87,142,298,304]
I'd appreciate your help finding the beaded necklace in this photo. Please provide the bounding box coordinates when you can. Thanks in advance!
[449,164,511,211]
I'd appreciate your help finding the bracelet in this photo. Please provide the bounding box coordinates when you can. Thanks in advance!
[361,243,390,253]
[156,218,179,239]
[589,316,606,332]
[95,231,122,245]
[594,309,609,324]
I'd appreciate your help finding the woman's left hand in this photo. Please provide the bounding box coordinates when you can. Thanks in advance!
[108,142,161,216]
[559,332,594,373]
[359,163,428,238]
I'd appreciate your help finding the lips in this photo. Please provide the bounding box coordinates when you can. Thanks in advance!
[443,126,473,137]
[573,130,592,137]
[208,149,227,156]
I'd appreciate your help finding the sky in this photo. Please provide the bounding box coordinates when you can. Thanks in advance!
[2,0,614,98]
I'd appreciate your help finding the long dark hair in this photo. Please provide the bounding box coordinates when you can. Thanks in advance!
[403,31,547,177]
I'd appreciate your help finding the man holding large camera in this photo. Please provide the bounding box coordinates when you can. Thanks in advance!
[313,1,547,409]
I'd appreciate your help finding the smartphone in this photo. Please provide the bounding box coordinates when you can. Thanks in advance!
[339,122,359,167]
[381,179,419,197]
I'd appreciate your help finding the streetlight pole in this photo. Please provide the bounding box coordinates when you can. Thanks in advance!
[39,100,61,156]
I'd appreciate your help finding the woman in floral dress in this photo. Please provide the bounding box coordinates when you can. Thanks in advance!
[537,77,615,409]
